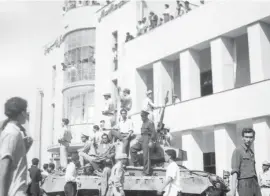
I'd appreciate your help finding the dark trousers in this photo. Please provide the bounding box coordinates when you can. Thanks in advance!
[238,177,262,196]
[108,130,132,156]
[130,134,151,175]
[64,182,77,196]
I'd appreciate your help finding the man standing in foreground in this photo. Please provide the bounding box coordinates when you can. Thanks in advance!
[64,154,81,196]
[157,149,181,196]
[231,128,262,196]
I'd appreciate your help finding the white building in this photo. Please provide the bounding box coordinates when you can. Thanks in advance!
[94,0,270,177]
[39,0,107,166]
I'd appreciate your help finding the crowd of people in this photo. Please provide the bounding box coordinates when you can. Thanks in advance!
[1,84,270,196]
[125,0,205,43]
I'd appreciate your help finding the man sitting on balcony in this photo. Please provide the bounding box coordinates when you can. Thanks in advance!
[78,131,96,168]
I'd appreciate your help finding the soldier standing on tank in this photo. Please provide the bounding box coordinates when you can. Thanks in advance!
[107,153,128,196]
[130,110,156,176]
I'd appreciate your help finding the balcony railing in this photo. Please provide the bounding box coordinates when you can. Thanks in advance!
[63,0,105,13]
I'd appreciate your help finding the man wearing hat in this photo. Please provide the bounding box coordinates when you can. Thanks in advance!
[108,153,128,196]
[157,149,181,196]
[78,131,96,168]
[102,93,115,128]
[142,90,158,122]
[259,161,270,196]
[130,110,156,176]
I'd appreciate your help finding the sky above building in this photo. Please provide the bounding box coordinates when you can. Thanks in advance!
[0,1,63,120]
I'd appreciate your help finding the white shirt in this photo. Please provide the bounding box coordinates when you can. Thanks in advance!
[92,131,103,145]
[42,170,49,178]
[164,7,170,15]
[0,122,28,196]
[143,97,155,112]
[118,118,133,133]
[259,170,270,187]
[104,98,114,115]
[164,161,181,196]
[65,162,78,183]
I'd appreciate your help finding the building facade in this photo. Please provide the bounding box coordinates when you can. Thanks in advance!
[94,0,270,177]
[40,0,106,165]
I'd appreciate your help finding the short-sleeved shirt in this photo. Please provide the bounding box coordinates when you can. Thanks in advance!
[231,144,257,179]
[259,170,270,187]
[141,119,155,137]
[118,119,133,134]
[0,122,28,196]
[164,161,181,195]
[120,95,132,111]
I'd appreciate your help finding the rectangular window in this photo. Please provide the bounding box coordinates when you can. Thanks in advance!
[112,31,118,71]
[203,152,216,174]
[52,65,56,98]
[200,70,213,96]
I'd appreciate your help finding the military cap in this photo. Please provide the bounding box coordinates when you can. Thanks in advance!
[141,110,149,115]
[103,93,111,96]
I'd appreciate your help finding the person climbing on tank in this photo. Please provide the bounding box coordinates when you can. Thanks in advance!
[130,110,157,176]
[107,153,128,196]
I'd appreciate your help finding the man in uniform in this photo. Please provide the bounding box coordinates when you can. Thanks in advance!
[130,110,156,176]
[78,131,96,168]
[28,158,42,196]
[231,128,262,196]
[107,153,128,196]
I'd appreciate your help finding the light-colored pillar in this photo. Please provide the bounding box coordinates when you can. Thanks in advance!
[211,37,235,93]
[214,124,237,177]
[182,131,204,170]
[135,70,147,111]
[247,22,270,83]
[153,60,173,106]
[179,50,201,101]
[253,117,270,174]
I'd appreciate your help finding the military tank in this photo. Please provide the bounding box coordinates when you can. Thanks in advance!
[41,141,229,196]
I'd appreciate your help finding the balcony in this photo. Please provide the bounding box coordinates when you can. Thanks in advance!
[124,1,270,69]
[130,79,270,133]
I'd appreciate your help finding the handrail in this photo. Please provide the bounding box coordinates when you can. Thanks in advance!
[129,78,270,117]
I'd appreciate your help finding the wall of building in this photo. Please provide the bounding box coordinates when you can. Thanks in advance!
[94,1,138,123]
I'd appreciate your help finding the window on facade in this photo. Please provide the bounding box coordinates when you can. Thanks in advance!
[64,29,96,84]
[65,90,95,125]
[112,31,118,71]
[203,152,216,174]
[201,70,213,96]
[52,65,56,98]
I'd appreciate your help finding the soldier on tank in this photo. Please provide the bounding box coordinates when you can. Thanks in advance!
[130,110,156,176]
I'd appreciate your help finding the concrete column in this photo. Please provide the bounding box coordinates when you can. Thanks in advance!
[153,60,173,106]
[214,124,237,177]
[182,131,204,170]
[247,22,270,83]
[135,69,147,111]
[253,117,270,174]
[211,37,235,93]
[179,50,201,101]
